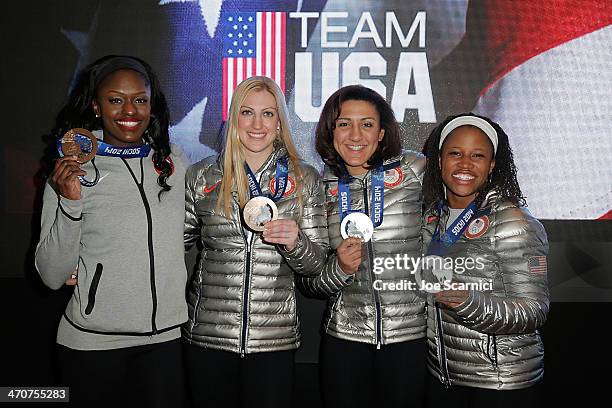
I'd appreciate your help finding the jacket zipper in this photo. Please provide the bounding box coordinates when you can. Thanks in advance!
[487,334,499,367]
[240,226,255,357]
[124,158,158,334]
[239,155,274,356]
[361,177,383,349]
[190,263,204,332]
[435,303,451,387]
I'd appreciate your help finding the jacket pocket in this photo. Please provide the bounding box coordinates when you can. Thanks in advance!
[85,263,103,315]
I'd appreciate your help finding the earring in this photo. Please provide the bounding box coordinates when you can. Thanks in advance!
[95,113,100,118]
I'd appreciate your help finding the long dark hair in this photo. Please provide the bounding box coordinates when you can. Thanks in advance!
[48,55,173,197]
[315,85,401,178]
[422,113,526,212]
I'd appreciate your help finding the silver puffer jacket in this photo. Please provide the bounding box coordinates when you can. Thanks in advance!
[298,152,427,347]
[183,148,328,354]
[423,191,549,390]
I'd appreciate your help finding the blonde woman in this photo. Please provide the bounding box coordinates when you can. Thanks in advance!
[183,76,328,408]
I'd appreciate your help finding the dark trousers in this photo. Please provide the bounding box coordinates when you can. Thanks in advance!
[320,334,427,408]
[183,342,295,408]
[57,339,184,408]
[426,373,543,408]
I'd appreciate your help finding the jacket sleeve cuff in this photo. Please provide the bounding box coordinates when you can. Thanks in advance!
[452,290,481,318]
[332,260,355,284]
[278,230,306,257]
[59,196,83,221]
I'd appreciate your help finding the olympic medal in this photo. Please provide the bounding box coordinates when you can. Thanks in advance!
[340,212,374,242]
[413,255,454,295]
[243,196,278,232]
[60,128,98,164]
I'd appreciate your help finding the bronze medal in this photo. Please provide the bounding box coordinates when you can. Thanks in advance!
[60,128,98,164]
[243,196,278,232]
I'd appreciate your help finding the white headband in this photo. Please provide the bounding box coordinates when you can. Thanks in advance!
[439,116,498,154]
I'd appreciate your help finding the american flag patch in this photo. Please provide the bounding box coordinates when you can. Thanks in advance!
[528,256,547,275]
[221,11,286,120]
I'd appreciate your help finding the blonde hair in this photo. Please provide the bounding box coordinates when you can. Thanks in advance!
[217,76,304,217]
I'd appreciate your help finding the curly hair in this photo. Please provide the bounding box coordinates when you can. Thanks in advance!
[48,55,173,198]
[315,85,401,178]
[422,113,526,212]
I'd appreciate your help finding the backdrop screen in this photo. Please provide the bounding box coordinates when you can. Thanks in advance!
[0,1,611,294]
[154,0,610,220]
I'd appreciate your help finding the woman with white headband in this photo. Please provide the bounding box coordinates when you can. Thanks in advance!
[421,113,549,407]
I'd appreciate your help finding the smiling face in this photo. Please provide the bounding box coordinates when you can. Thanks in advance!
[439,126,496,208]
[332,99,385,176]
[236,89,279,166]
[93,69,151,147]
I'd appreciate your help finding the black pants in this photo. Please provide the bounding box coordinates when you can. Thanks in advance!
[184,342,295,408]
[426,374,543,408]
[57,339,184,408]
[320,334,427,408]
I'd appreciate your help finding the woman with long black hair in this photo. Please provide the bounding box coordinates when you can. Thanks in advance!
[421,113,549,407]
[35,55,188,407]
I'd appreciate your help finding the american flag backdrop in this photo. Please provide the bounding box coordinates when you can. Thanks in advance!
[222,12,287,120]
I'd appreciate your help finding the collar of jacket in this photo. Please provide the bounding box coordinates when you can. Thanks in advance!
[479,189,499,209]
[216,145,288,170]
[216,146,289,193]
[321,154,403,183]
[425,189,500,219]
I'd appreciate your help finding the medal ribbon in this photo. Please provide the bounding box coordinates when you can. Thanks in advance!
[337,165,385,228]
[56,138,151,159]
[95,141,151,158]
[56,138,151,187]
[245,155,289,201]
[427,200,489,256]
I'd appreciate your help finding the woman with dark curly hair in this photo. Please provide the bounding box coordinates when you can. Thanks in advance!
[299,85,427,408]
[421,113,549,407]
[35,55,188,407]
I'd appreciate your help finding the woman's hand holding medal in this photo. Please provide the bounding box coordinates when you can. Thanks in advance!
[435,289,469,309]
[336,237,362,275]
[262,219,300,251]
[52,156,86,200]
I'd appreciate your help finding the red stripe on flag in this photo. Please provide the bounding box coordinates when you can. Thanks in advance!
[280,12,286,91]
[598,210,612,220]
[261,12,267,76]
[222,58,228,121]
[271,12,276,82]
[242,57,247,81]
[472,0,612,96]
[232,58,238,97]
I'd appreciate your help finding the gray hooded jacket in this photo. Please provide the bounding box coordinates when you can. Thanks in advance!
[35,145,189,350]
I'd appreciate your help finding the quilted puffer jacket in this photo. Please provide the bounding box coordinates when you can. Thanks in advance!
[183,147,328,355]
[298,152,427,347]
[423,191,549,390]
